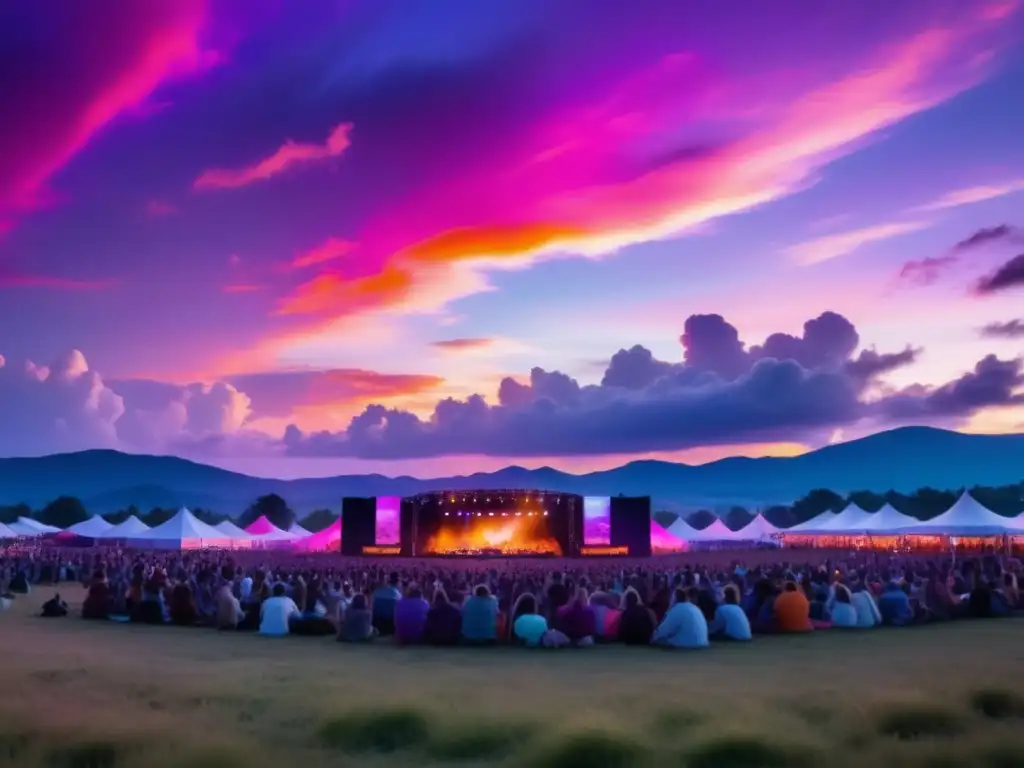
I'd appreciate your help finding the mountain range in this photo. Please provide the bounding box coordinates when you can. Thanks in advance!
[0,427,1022,516]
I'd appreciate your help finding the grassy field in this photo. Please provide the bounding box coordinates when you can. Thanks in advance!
[2,587,1024,767]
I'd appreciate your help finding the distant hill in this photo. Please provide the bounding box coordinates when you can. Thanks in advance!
[1,426,1022,516]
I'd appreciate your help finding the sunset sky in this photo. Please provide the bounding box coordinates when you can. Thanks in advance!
[2,0,1024,479]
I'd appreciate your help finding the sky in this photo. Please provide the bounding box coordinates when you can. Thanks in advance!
[2,0,1024,479]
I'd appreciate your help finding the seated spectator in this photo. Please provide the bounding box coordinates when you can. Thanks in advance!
[136,577,167,625]
[462,584,499,644]
[394,584,430,644]
[371,573,402,637]
[653,588,709,649]
[423,588,462,646]
[829,585,859,628]
[82,570,113,621]
[259,583,300,637]
[850,583,881,628]
[169,583,199,626]
[41,593,68,618]
[589,591,622,642]
[618,588,656,645]
[709,584,751,641]
[879,580,913,626]
[339,593,376,642]
[215,582,245,630]
[559,587,597,646]
[511,593,547,647]
[774,581,812,633]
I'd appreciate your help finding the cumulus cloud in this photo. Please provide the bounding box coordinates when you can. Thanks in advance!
[975,254,1024,296]
[281,310,987,460]
[980,319,1024,339]
[877,355,1024,420]
[193,122,353,191]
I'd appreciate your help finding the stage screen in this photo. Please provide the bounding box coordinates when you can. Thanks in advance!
[583,496,612,545]
[374,496,401,545]
[424,509,562,556]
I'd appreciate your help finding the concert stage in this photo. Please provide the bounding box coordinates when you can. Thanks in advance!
[340,490,652,558]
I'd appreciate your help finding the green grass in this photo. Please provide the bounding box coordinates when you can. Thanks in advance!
[1,587,1023,767]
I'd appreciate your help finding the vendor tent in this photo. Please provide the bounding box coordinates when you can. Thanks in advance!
[66,515,113,537]
[214,520,252,539]
[733,514,781,541]
[9,517,60,536]
[96,516,150,539]
[245,516,299,541]
[667,517,701,541]
[129,507,234,549]
[685,518,738,542]
[784,511,836,533]
[288,522,312,537]
[897,492,1024,536]
[292,518,341,552]
[0,521,17,538]
[651,519,686,552]
[800,503,872,534]
[852,504,919,534]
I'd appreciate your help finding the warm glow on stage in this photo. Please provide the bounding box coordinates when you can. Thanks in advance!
[423,512,563,556]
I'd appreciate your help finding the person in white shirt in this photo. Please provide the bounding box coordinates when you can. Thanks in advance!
[849,584,881,628]
[653,588,709,649]
[709,584,751,641]
[259,583,300,637]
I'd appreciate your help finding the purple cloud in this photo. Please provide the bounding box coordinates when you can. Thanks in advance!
[975,254,1024,296]
[980,319,1024,339]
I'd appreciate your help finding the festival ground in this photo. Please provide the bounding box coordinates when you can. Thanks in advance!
[2,586,1023,767]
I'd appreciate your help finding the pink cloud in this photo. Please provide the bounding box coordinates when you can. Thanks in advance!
[277,6,1013,325]
[290,237,354,269]
[0,0,217,224]
[194,122,354,191]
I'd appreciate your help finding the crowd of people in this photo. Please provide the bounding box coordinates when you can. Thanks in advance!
[1,547,1020,649]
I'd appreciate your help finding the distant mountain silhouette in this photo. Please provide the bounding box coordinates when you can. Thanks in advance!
[1,427,1022,515]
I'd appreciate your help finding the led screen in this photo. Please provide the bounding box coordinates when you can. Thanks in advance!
[583,496,611,545]
[374,496,401,545]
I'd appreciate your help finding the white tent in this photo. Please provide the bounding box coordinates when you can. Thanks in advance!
[288,522,312,538]
[685,518,738,542]
[799,503,873,534]
[851,504,919,534]
[667,518,702,541]
[9,517,60,536]
[129,507,234,550]
[214,520,252,539]
[896,492,1024,536]
[784,511,836,533]
[0,521,18,538]
[66,515,113,537]
[733,514,781,541]
[96,515,151,539]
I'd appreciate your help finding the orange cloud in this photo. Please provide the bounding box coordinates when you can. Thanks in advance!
[194,122,353,191]
[275,265,413,316]
[432,338,494,352]
[404,223,584,264]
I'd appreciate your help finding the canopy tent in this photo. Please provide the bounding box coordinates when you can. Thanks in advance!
[9,517,60,536]
[66,515,113,537]
[214,520,252,539]
[292,518,341,552]
[128,507,234,550]
[650,519,686,552]
[684,518,738,542]
[784,511,836,533]
[245,516,300,541]
[288,522,312,538]
[0,521,17,538]
[96,516,151,539]
[847,504,919,534]
[797,503,873,534]
[732,514,782,541]
[896,492,1024,537]
[666,517,702,541]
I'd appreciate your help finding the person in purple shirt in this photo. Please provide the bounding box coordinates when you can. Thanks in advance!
[558,587,597,646]
[394,584,430,644]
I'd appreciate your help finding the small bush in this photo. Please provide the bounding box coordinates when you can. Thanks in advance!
[876,705,964,740]
[970,689,1024,720]
[651,708,705,736]
[427,722,533,761]
[317,707,431,753]
[48,740,120,768]
[529,730,646,768]
[685,736,810,768]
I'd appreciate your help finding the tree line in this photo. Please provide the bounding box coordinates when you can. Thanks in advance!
[653,482,1024,531]
[0,493,339,533]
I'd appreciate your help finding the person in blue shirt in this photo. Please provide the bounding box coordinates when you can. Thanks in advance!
[371,572,402,636]
[511,593,547,646]
[461,584,499,644]
[878,580,913,626]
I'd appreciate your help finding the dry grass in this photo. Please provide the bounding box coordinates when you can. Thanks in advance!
[1,587,1023,767]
